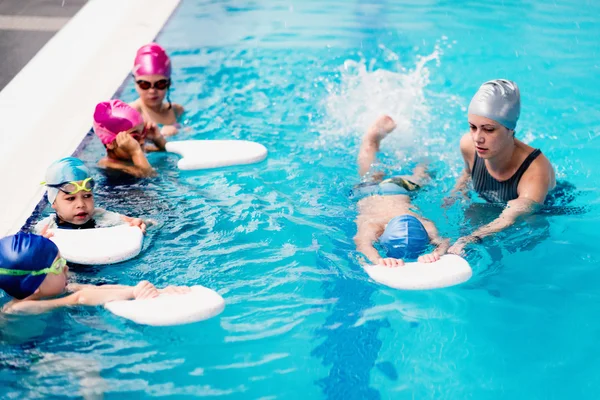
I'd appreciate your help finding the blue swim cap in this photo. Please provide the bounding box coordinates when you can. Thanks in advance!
[379,215,429,259]
[0,233,58,299]
[44,157,92,204]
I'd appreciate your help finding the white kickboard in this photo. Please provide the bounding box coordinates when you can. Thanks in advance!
[364,254,472,290]
[165,140,267,170]
[105,285,225,326]
[49,225,143,265]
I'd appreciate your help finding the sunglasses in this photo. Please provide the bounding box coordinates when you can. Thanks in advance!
[42,177,95,195]
[0,257,67,277]
[136,79,170,90]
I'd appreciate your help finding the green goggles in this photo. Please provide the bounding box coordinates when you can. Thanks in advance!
[41,177,95,195]
[0,257,67,277]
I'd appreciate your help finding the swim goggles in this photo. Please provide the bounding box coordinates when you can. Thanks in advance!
[41,177,95,195]
[135,78,170,90]
[0,256,67,276]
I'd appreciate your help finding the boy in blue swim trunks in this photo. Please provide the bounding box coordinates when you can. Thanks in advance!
[354,115,449,267]
[0,233,188,314]
[34,157,147,236]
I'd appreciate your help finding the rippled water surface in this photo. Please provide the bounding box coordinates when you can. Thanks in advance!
[3,0,600,398]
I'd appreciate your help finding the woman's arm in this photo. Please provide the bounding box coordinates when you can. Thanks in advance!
[448,156,554,254]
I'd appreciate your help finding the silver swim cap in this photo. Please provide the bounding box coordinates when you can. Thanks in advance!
[468,79,520,130]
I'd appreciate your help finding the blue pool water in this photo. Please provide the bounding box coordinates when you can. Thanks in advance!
[3,0,600,398]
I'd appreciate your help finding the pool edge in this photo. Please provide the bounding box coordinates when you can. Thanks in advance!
[0,0,181,237]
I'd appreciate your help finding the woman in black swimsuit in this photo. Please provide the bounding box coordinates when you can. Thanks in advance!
[446,79,556,254]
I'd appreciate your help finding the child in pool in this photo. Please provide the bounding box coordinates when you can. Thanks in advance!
[129,43,184,137]
[0,233,189,314]
[34,157,147,235]
[353,115,450,267]
[93,99,167,178]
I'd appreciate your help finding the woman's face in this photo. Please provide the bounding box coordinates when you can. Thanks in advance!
[134,74,170,107]
[468,114,514,160]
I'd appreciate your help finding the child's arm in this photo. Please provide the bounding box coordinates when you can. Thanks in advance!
[33,216,56,238]
[98,157,156,178]
[354,221,404,267]
[418,218,450,263]
[5,281,159,315]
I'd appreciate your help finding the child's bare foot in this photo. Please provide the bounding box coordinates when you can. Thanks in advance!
[365,115,397,142]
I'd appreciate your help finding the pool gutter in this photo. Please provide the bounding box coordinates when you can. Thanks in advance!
[0,0,181,237]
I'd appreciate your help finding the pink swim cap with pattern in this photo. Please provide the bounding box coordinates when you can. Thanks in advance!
[133,43,171,78]
[93,100,144,145]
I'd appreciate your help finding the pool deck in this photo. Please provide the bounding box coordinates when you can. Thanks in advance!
[0,0,180,237]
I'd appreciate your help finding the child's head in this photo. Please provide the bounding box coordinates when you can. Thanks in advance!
[379,214,430,259]
[93,99,146,152]
[43,157,95,225]
[133,43,172,107]
[0,233,68,300]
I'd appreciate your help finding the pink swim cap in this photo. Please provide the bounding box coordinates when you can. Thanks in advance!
[133,43,171,78]
[93,100,144,145]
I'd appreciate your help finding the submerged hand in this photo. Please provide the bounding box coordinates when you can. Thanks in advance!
[377,257,404,267]
[448,235,481,256]
[448,239,468,256]
[442,196,457,209]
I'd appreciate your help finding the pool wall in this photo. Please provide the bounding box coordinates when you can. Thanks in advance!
[0,0,180,237]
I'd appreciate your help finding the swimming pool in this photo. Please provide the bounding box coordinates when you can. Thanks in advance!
[3,0,600,398]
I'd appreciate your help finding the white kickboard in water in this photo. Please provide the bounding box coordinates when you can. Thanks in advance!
[364,254,472,290]
[105,285,225,326]
[165,140,268,170]
[49,225,143,265]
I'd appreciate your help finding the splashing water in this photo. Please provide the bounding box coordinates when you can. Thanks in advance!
[320,45,440,149]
